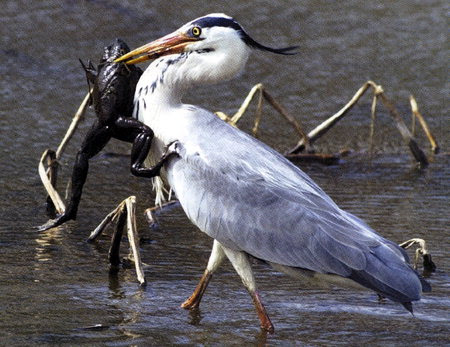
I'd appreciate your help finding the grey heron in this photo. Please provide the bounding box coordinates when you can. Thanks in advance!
[116,13,430,333]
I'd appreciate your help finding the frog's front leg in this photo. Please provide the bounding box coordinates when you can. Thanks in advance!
[79,59,97,85]
[113,117,179,178]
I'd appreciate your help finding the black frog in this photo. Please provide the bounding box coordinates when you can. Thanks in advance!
[39,39,177,231]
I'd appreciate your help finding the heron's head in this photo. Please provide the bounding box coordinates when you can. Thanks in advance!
[116,13,297,85]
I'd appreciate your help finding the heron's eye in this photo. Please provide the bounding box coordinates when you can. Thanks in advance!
[191,26,202,37]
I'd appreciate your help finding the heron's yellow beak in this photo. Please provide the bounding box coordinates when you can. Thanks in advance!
[115,31,198,65]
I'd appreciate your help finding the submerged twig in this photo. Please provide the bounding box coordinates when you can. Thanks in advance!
[125,197,146,285]
[87,200,126,241]
[368,91,378,157]
[252,85,264,136]
[285,152,340,165]
[89,196,146,285]
[214,81,437,167]
[216,83,310,148]
[284,81,430,168]
[145,200,180,228]
[409,95,439,154]
[262,89,310,147]
[229,83,264,126]
[55,91,91,160]
[399,238,436,273]
[377,92,428,167]
[40,91,91,213]
[39,149,66,214]
[287,81,377,154]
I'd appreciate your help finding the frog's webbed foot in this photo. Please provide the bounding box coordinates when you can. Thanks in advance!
[37,212,74,232]
[131,139,182,178]
[162,140,182,160]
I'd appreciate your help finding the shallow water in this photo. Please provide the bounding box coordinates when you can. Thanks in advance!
[1,0,449,345]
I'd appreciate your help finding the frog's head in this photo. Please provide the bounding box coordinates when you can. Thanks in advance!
[101,38,130,64]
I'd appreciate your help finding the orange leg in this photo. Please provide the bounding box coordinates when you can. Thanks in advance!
[183,240,275,333]
[250,290,274,333]
[181,240,225,309]
[222,245,275,333]
[181,269,212,309]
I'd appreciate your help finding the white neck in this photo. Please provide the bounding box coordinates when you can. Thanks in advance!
[133,55,186,114]
[131,30,251,203]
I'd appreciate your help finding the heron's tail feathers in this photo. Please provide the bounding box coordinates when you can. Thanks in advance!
[348,244,429,310]
[402,301,414,314]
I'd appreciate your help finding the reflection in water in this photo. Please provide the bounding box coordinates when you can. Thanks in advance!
[34,229,65,265]
[187,306,203,326]
[108,271,148,340]
[254,330,269,347]
[108,271,126,299]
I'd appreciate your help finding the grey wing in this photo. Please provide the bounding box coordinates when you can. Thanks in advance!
[167,115,423,302]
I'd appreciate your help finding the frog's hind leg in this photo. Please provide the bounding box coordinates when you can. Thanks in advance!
[66,122,112,218]
[38,122,112,231]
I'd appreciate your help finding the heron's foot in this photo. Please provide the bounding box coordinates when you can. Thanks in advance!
[37,213,73,232]
[181,295,201,309]
[251,291,274,334]
[181,269,212,309]
[260,318,275,334]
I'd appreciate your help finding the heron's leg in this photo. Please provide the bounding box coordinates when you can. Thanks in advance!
[181,240,226,309]
[38,122,112,231]
[222,246,274,334]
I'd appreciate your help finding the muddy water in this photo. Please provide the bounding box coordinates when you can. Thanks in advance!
[1,0,448,345]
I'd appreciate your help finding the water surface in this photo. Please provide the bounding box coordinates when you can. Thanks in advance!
[1,1,449,345]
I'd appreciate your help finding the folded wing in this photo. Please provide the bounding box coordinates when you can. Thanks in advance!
[167,109,424,303]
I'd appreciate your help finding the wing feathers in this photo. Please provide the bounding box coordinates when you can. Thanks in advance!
[166,110,424,302]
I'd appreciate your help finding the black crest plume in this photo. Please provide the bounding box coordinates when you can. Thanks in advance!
[191,15,299,55]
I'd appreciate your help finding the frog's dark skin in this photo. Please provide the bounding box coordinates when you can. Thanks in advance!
[39,39,176,231]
